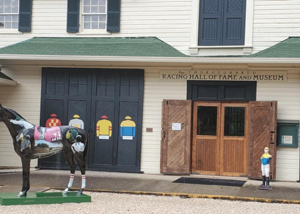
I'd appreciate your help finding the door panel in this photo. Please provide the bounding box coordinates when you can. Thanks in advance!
[220,103,248,176]
[192,102,221,175]
[117,101,138,166]
[194,138,217,172]
[90,70,144,172]
[248,101,277,179]
[161,100,192,174]
[93,100,115,166]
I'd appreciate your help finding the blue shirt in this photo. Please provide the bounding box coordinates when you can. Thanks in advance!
[261,153,272,165]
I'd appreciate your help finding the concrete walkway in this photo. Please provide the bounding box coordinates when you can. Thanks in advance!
[1,169,300,204]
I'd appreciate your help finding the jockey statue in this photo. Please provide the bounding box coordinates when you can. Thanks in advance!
[259,147,272,190]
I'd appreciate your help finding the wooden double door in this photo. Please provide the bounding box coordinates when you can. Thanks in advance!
[192,102,248,176]
[161,100,277,179]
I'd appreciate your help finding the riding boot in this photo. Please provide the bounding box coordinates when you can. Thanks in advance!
[261,176,266,186]
[266,177,271,190]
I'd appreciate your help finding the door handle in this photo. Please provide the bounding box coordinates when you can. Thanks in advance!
[270,132,275,144]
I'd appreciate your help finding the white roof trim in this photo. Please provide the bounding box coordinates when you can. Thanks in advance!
[0,78,17,86]
[0,54,299,64]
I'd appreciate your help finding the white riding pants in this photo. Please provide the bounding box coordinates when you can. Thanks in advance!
[261,164,270,177]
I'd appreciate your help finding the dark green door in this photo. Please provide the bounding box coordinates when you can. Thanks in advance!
[38,68,144,172]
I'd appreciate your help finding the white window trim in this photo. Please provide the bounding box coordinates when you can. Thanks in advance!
[0,0,20,34]
[77,0,110,35]
[189,0,254,56]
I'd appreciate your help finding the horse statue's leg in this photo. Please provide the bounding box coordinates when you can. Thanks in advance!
[62,149,76,196]
[74,151,86,196]
[18,155,31,197]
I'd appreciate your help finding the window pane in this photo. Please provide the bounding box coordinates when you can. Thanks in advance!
[91,0,98,5]
[4,20,11,28]
[84,16,91,22]
[12,14,17,21]
[99,0,105,5]
[197,106,217,136]
[4,5,11,13]
[11,5,17,13]
[91,6,97,13]
[84,0,90,5]
[99,14,105,21]
[84,6,90,13]
[98,22,105,29]
[11,20,17,28]
[91,21,97,29]
[84,21,90,29]
[224,107,245,136]
[5,15,11,21]
[91,15,98,21]
[0,6,3,13]
[98,5,105,13]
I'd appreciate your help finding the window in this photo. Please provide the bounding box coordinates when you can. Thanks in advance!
[224,107,245,136]
[82,0,107,30]
[67,0,120,33]
[0,0,19,29]
[197,106,218,136]
[198,0,246,46]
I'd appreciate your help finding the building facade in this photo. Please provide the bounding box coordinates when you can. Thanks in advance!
[0,0,300,181]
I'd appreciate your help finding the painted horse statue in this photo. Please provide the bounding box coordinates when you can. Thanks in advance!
[0,104,88,197]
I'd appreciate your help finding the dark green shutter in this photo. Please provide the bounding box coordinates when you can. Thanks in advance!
[18,0,32,32]
[198,0,222,46]
[223,0,246,45]
[67,0,80,33]
[198,0,245,46]
[107,0,121,32]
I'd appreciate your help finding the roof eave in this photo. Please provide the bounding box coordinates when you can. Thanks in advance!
[0,78,17,86]
[0,54,300,64]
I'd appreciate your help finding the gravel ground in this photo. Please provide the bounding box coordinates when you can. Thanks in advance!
[1,192,300,214]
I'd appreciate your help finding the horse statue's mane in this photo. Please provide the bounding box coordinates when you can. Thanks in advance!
[5,107,26,120]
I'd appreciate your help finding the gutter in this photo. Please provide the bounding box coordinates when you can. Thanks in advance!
[0,54,300,64]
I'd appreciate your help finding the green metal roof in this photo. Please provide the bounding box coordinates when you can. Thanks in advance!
[0,37,186,57]
[247,37,300,58]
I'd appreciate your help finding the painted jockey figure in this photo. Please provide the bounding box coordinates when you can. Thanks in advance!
[259,147,272,190]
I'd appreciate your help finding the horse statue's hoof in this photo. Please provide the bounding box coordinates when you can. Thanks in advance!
[62,188,69,197]
[77,189,83,196]
[17,191,27,197]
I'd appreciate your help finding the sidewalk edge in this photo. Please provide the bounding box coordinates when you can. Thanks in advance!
[52,187,300,205]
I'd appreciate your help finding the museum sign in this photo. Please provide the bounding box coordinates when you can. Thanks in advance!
[160,70,287,81]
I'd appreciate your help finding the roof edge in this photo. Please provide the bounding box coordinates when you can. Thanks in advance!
[1,54,300,64]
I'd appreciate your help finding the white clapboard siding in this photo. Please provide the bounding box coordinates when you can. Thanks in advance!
[257,69,300,181]
[0,66,41,167]
[140,68,187,173]
[0,0,192,55]
[252,0,300,53]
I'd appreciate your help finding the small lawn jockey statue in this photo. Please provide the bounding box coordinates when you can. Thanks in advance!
[259,147,272,190]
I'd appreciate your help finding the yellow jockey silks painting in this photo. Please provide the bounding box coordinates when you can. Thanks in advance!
[96,115,112,140]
